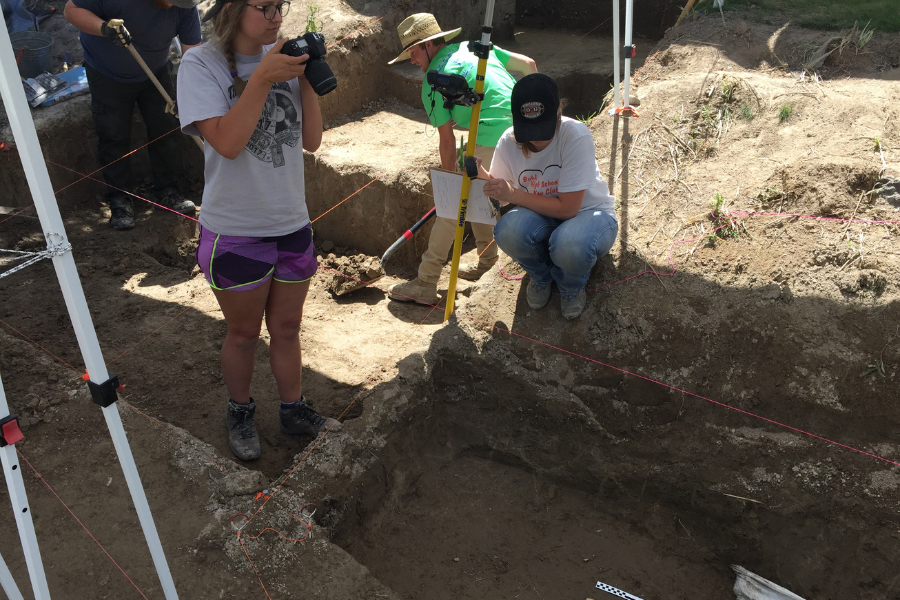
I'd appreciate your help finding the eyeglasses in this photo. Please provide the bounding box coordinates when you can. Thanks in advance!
[246,1,290,20]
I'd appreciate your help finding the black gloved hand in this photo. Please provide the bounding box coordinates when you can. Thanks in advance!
[100,20,131,47]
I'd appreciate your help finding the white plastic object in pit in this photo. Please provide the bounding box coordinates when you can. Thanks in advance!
[733,565,807,600]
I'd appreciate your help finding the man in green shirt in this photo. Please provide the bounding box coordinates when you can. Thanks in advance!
[386,13,537,305]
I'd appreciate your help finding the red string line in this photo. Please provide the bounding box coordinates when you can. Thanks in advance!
[0,204,35,226]
[237,299,442,596]
[310,172,383,224]
[52,125,185,196]
[319,254,900,468]
[327,16,385,49]
[105,308,192,367]
[0,317,80,372]
[16,449,152,599]
[0,125,185,226]
[120,400,230,473]
[45,160,200,222]
[237,532,274,599]
[731,209,900,224]
[584,209,900,294]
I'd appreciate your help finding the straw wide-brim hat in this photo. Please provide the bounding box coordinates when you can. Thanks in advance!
[387,13,461,65]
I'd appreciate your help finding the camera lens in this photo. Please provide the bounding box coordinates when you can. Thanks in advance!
[305,58,337,96]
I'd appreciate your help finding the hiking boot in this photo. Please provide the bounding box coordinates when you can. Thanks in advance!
[458,260,497,281]
[226,399,261,461]
[526,280,552,310]
[388,278,440,305]
[109,196,135,230]
[156,187,196,215]
[280,396,342,437]
[560,288,588,320]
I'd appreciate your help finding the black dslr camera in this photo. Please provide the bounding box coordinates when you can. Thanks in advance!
[281,32,337,96]
[426,71,482,109]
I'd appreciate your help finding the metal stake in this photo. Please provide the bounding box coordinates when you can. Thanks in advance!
[622,0,635,110]
[0,547,26,600]
[611,0,621,113]
[0,374,49,600]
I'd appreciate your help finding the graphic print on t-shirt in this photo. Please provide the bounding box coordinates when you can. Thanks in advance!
[518,165,561,197]
[243,82,301,168]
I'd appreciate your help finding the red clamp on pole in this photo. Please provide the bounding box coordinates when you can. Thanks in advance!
[625,44,636,58]
[0,415,24,447]
[615,105,641,118]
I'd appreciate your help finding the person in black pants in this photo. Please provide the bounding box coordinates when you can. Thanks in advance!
[64,0,202,230]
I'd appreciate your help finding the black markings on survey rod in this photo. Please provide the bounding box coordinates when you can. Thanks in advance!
[457,199,468,227]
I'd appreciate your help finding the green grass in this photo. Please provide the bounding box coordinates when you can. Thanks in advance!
[741,104,755,121]
[778,104,794,122]
[720,0,900,32]
[576,111,599,124]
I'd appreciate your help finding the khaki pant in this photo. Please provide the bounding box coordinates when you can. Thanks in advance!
[418,145,500,283]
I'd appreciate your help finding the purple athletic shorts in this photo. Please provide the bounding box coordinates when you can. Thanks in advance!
[196,224,317,292]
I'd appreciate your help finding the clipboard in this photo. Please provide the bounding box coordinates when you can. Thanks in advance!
[429,168,497,226]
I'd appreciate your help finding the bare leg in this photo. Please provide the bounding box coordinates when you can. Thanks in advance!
[212,279,272,403]
[264,279,311,403]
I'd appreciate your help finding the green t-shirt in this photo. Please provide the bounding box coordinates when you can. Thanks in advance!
[420,43,515,148]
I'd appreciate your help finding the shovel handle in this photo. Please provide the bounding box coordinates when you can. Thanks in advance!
[380,207,436,265]
[111,20,205,151]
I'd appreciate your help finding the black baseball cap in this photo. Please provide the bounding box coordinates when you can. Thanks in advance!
[511,74,560,143]
[201,0,232,22]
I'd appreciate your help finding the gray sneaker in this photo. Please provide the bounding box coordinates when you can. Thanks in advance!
[226,399,261,460]
[280,396,342,437]
[526,280,552,310]
[560,288,587,320]
[109,196,135,230]
[156,187,196,215]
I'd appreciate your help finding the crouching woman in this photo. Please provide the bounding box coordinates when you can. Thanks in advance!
[482,74,618,320]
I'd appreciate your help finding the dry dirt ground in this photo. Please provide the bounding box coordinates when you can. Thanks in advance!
[1,3,900,600]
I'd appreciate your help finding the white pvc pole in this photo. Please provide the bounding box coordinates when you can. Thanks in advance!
[0,375,48,600]
[0,23,180,600]
[611,0,621,114]
[0,548,26,600]
[622,0,635,108]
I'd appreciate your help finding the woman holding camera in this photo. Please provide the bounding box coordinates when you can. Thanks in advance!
[177,0,339,461]
[482,74,619,320]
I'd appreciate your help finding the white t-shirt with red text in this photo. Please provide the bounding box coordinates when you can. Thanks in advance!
[490,117,616,217]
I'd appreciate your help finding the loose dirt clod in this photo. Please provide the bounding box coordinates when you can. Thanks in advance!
[320,252,385,295]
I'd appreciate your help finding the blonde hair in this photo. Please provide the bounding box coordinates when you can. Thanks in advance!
[210,0,249,97]
[517,107,562,158]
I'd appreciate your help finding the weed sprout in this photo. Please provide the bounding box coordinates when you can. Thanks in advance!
[778,105,793,122]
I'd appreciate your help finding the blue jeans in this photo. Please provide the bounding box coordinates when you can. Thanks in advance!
[494,207,619,300]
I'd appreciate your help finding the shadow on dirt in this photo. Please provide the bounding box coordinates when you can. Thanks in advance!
[0,193,363,482]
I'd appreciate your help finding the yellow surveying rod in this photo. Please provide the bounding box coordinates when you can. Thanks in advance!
[107,19,205,152]
[444,0,496,322]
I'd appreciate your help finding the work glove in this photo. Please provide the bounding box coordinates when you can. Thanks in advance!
[100,20,131,48]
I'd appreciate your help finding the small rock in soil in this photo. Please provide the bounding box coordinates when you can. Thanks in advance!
[222,470,267,496]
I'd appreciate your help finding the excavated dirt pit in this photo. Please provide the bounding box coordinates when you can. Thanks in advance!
[1,3,900,599]
[324,302,900,600]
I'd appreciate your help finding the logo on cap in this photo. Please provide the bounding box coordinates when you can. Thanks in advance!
[521,102,544,119]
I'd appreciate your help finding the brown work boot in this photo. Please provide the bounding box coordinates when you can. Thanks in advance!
[388,278,440,305]
[458,260,497,281]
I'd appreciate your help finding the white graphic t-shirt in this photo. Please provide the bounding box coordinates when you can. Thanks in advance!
[490,117,616,217]
[177,43,309,237]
